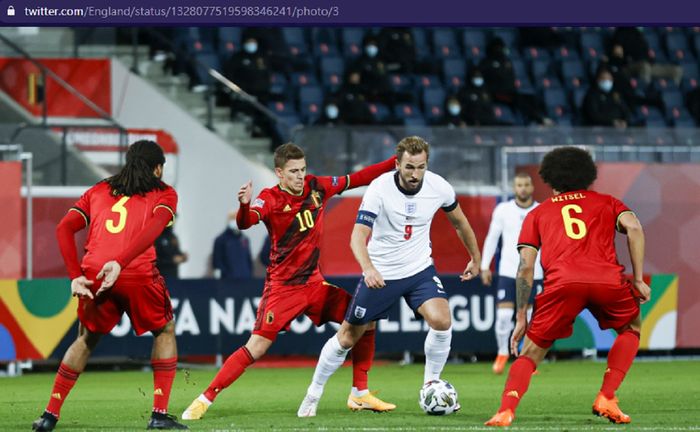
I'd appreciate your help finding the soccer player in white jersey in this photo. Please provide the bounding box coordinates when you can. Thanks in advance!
[480,173,544,374]
[297,136,482,417]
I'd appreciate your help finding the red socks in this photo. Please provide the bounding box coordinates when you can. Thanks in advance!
[203,347,255,402]
[352,329,375,391]
[151,357,177,414]
[46,363,80,418]
[499,356,536,413]
[600,330,640,399]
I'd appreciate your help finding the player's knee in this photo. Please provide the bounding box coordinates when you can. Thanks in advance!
[427,316,452,331]
[152,320,175,337]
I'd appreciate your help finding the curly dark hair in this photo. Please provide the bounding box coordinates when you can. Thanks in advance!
[105,140,166,196]
[539,147,597,192]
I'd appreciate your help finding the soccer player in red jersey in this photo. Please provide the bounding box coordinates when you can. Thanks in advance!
[485,147,651,427]
[182,143,397,420]
[32,141,187,431]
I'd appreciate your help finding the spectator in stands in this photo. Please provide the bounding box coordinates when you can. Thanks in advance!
[241,27,290,73]
[608,27,682,85]
[457,66,505,126]
[377,27,417,73]
[351,35,392,103]
[480,37,552,126]
[155,224,188,279]
[212,210,253,279]
[581,67,632,128]
[259,235,271,268]
[223,35,272,105]
[314,99,345,126]
[685,87,700,125]
[333,68,376,125]
[438,95,468,128]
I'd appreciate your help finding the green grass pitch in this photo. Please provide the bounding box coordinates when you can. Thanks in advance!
[3,360,699,431]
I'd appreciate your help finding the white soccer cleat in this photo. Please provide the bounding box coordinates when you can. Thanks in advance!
[297,393,320,417]
[181,398,209,420]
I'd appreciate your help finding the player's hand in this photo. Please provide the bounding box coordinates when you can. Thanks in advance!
[96,260,122,296]
[70,276,94,300]
[480,269,492,286]
[510,316,528,357]
[459,260,480,282]
[364,268,386,289]
[632,279,651,304]
[238,181,253,205]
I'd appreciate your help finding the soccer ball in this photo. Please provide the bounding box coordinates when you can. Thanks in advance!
[418,379,459,415]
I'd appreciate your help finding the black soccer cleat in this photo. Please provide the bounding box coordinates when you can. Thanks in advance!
[32,411,58,432]
[147,412,189,430]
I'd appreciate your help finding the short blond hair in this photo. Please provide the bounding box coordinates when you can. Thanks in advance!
[396,136,429,161]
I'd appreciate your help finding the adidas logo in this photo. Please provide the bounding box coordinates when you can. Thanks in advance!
[51,392,62,400]
[505,390,520,399]
[283,204,292,212]
[154,388,163,396]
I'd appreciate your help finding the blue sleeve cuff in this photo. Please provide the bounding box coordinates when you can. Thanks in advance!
[356,210,377,227]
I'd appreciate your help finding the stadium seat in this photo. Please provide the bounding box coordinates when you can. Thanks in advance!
[522,46,551,62]
[432,28,460,59]
[661,89,684,114]
[638,105,668,127]
[388,73,414,99]
[217,27,242,58]
[536,76,564,90]
[311,28,338,45]
[422,87,446,123]
[543,87,570,117]
[193,52,220,86]
[367,102,392,123]
[462,29,487,55]
[442,58,466,90]
[492,103,518,125]
[319,56,345,92]
[571,87,588,116]
[530,58,553,82]
[414,74,442,91]
[269,73,289,98]
[670,106,696,127]
[665,32,691,62]
[552,46,581,63]
[268,100,297,116]
[511,59,528,82]
[341,27,366,59]
[580,33,604,61]
[293,71,319,86]
[298,86,324,125]
[560,59,588,89]
[282,27,306,46]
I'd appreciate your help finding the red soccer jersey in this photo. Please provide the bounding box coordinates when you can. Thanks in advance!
[518,190,633,288]
[72,181,177,277]
[251,174,349,286]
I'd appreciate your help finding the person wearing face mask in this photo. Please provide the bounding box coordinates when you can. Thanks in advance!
[581,67,631,128]
[455,67,504,126]
[315,101,345,126]
[439,96,467,128]
[351,35,391,104]
[212,210,253,279]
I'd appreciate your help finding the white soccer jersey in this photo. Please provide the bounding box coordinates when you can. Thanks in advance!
[356,171,457,280]
[481,199,544,279]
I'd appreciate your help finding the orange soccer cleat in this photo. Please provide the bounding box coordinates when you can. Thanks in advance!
[484,409,515,427]
[592,393,631,424]
[492,354,509,375]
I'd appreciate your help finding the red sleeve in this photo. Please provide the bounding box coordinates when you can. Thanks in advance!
[238,189,270,229]
[154,186,178,224]
[236,202,262,229]
[517,210,541,251]
[611,196,633,233]
[56,210,88,280]
[115,207,172,269]
[346,156,397,190]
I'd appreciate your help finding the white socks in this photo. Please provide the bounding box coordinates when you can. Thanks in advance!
[495,307,515,356]
[424,326,452,383]
[307,335,350,398]
[198,394,212,406]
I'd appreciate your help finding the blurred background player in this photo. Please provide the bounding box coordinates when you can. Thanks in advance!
[33,141,187,431]
[181,143,397,421]
[480,173,543,374]
[298,136,481,417]
[485,147,651,427]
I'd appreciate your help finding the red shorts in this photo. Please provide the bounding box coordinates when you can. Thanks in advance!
[527,281,640,349]
[253,279,351,341]
[78,269,173,336]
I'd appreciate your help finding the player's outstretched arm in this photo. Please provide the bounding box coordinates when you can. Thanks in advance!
[480,206,504,286]
[511,247,537,356]
[619,212,651,303]
[345,156,397,190]
[350,224,385,289]
[445,205,481,281]
[236,181,262,230]
[56,210,88,280]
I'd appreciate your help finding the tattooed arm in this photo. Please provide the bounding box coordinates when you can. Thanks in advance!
[511,246,538,356]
